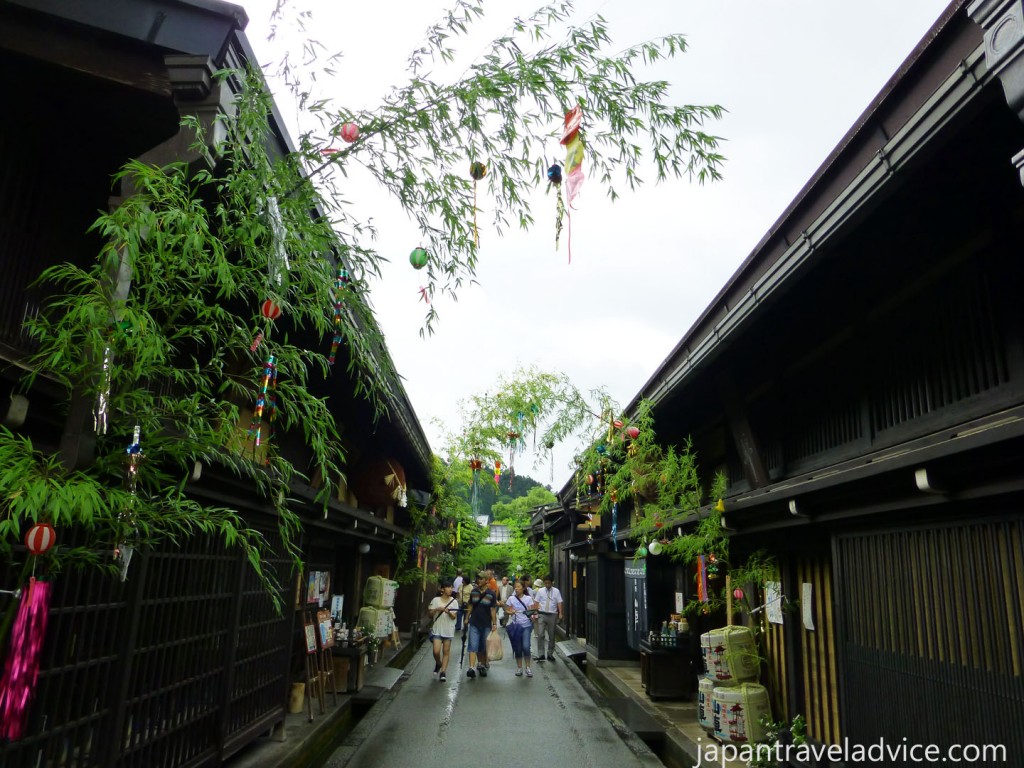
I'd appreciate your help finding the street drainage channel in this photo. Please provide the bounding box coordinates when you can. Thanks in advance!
[299,644,416,768]
[580,659,694,768]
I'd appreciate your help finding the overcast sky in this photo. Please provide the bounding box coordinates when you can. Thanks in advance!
[241,0,953,482]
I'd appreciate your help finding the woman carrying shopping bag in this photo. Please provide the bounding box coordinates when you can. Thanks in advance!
[504,579,538,677]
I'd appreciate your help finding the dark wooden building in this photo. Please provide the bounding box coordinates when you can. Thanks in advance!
[553,0,1024,761]
[0,2,431,766]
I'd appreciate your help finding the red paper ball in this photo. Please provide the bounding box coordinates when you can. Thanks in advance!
[625,426,640,440]
[340,122,359,143]
[261,299,282,321]
[613,419,623,429]
[733,588,744,601]
[25,522,56,555]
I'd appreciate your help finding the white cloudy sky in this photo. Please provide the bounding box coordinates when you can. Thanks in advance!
[240,0,953,479]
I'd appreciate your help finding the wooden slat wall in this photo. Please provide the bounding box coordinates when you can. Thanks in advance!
[835,519,1024,759]
[796,557,841,745]
[761,605,788,718]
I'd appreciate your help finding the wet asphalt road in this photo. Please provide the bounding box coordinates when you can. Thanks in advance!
[323,630,662,768]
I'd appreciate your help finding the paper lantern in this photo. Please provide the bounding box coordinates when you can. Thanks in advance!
[648,540,662,556]
[613,419,623,429]
[469,161,486,180]
[25,523,56,555]
[409,247,429,270]
[261,299,282,321]
[733,588,744,600]
[625,426,640,440]
[636,546,648,558]
[340,122,359,143]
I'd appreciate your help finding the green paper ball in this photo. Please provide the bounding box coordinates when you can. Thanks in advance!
[409,247,429,270]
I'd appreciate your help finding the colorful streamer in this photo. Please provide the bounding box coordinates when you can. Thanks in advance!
[697,554,710,604]
[248,355,278,450]
[0,577,52,740]
[560,105,585,264]
[328,267,349,365]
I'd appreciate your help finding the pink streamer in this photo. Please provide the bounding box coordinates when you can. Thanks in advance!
[0,578,52,741]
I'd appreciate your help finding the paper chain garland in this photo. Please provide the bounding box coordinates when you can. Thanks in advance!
[248,355,278,452]
[328,267,350,365]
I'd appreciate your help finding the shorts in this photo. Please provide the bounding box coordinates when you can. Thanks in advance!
[429,633,453,642]
[467,623,491,654]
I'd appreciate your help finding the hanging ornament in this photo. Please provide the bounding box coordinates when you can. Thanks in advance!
[247,356,279,455]
[697,555,710,604]
[648,540,662,556]
[611,501,619,552]
[409,247,429,270]
[418,286,430,304]
[340,122,360,143]
[733,587,745,601]
[328,267,349,365]
[93,344,113,435]
[249,331,264,352]
[0,577,52,741]
[493,459,502,486]
[261,299,282,321]
[546,162,566,252]
[560,105,585,263]
[469,161,487,247]
[115,425,143,582]
[636,545,648,558]
[24,523,56,556]
[625,426,640,441]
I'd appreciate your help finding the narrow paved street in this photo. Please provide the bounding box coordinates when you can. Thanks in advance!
[323,633,663,768]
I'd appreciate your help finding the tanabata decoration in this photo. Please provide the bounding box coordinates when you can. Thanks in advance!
[24,523,55,556]
[648,539,662,556]
[247,356,279,458]
[328,267,350,365]
[0,577,52,741]
[340,122,360,143]
[493,459,502,486]
[546,163,566,252]
[469,459,483,517]
[625,426,640,441]
[115,425,142,582]
[697,555,710,604]
[560,105,585,263]
[418,286,430,304]
[409,246,429,270]
[469,161,486,247]
[261,299,282,321]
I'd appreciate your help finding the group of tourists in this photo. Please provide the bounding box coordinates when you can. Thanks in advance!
[426,569,564,683]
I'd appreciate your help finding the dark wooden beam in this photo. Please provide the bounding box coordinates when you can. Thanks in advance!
[717,372,770,489]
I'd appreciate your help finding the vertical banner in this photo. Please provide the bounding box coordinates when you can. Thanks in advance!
[624,557,648,651]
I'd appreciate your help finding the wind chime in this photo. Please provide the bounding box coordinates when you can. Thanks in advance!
[328,266,350,365]
[114,425,142,582]
[469,161,486,247]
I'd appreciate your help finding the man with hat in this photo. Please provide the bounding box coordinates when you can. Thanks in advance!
[533,575,563,662]
[465,570,498,679]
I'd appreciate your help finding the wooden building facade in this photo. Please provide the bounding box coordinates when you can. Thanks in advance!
[0,2,431,766]
[553,1,1024,761]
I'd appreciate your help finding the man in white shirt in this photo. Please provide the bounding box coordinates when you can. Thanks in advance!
[533,575,563,661]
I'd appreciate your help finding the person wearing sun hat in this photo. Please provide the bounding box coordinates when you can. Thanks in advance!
[465,571,498,679]
[533,575,563,662]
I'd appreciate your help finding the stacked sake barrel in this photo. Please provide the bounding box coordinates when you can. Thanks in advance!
[696,626,771,744]
[358,576,398,637]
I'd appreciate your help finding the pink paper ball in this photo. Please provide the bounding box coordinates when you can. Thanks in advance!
[340,122,359,143]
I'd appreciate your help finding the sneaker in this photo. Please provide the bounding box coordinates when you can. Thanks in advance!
[478,666,488,678]
[439,672,447,682]
[525,667,533,677]
[467,668,476,679]
[515,668,523,677]
[434,662,441,674]
[546,654,556,661]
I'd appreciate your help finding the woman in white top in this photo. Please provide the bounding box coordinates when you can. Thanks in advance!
[504,580,538,677]
[428,581,459,682]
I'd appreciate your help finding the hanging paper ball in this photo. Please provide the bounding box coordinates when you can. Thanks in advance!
[613,419,624,430]
[596,444,607,454]
[340,122,359,143]
[409,247,429,270]
[25,522,56,555]
[648,540,662,556]
[586,474,595,486]
[469,161,487,180]
[261,299,282,321]
[625,426,640,440]
[547,164,562,184]
[636,546,648,558]
[733,588,745,601]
